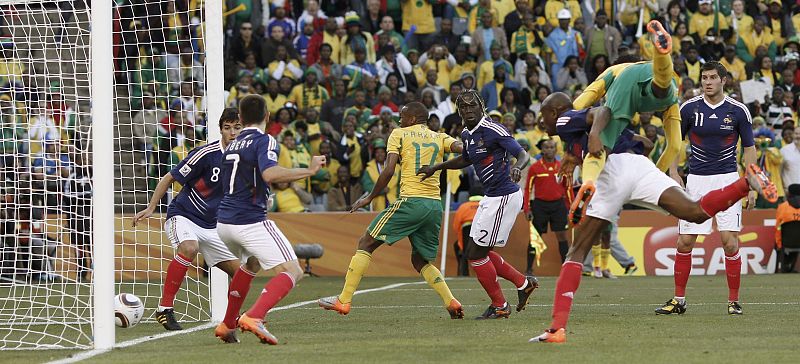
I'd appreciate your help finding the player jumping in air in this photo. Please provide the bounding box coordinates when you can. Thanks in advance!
[528,90,777,343]
[318,102,465,319]
[417,89,539,319]
[656,61,757,316]
[567,20,684,226]
[214,95,326,344]
[132,108,242,331]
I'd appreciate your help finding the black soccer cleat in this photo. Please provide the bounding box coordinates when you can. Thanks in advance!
[156,308,184,331]
[655,298,686,315]
[516,276,540,312]
[476,302,511,320]
[728,301,743,315]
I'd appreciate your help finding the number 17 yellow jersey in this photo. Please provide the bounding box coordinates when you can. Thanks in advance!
[386,123,457,200]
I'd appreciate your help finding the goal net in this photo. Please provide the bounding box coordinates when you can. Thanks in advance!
[0,0,221,349]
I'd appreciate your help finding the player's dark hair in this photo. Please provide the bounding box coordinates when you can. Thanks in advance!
[701,61,728,79]
[239,94,267,125]
[218,107,239,129]
[404,101,429,124]
[613,54,641,65]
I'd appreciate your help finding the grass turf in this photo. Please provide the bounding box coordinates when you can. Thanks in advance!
[6,274,800,363]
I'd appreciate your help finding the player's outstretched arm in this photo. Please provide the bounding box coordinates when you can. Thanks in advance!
[417,155,471,181]
[351,153,398,212]
[587,106,611,157]
[655,103,682,171]
[510,149,530,183]
[132,172,175,227]
[262,155,326,184]
[449,140,464,154]
[573,76,608,110]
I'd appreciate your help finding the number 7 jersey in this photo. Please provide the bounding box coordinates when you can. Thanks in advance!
[386,123,457,200]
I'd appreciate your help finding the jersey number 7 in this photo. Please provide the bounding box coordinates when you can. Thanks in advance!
[226,154,240,193]
[413,142,440,173]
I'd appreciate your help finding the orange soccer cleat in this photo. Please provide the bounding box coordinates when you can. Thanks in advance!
[746,164,778,203]
[529,328,567,343]
[647,20,672,55]
[447,298,464,319]
[569,181,596,226]
[318,296,351,315]
[214,322,240,344]
[237,313,278,345]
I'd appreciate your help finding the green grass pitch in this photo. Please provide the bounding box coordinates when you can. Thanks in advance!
[6,274,800,363]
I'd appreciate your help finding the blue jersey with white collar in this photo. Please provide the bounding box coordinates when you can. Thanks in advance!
[679,95,753,176]
[556,109,645,159]
[461,117,524,197]
[217,127,281,225]
[166,141,225,229]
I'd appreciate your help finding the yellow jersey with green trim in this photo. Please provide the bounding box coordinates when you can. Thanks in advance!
[386,123,457,200]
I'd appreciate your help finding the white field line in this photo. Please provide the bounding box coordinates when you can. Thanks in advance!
[47,280,427,364]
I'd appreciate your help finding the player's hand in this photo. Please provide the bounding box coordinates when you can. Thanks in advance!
[510,166,522,182]
[350,195,372,212]
[669,167,685,189]
[525,211,532,221]
[309,155,326,173]
[746,190,757,210]
[131,207,154,227]
[588,133,604,158]
[417,165,436,181]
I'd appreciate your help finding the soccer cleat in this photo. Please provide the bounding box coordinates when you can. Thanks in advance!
[447,298,464,319]
[623,263,638,276]
[647,20,672,54]
[745,164,778,203]
[237,313,278,345]
[529,328,566,343]
[475,302,511,320]
[655,298,686,315]
[318,296,351,315]
[214,322,240,343]
[516,275,540,312]
[156,308,183,331]
[602,269,618,279]
[569,181,596,226]
[728,301,743,315]
[593,267,602,278]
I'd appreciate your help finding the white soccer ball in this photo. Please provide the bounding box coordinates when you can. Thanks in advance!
[114,293,144,328]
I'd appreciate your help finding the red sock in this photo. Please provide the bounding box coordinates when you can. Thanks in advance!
[222,267,256,329]
[470,257,506,307]
[159,254,192,308]
[246,272,296,320]
[487,251,526,288]
[699,178,749,217]
[725,250,742,301]
[550,261,583,330]
[674,251,692,297]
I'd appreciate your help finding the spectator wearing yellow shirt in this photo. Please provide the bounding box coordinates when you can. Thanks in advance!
[544,0,582,28]
[400,0,436,50]
[728,0,754,41]
[683,44,704,86]
[720,45,747,82]
[736,18,777,63]
[690,0,730,44]
[289,68,330,111]
[751,134,785,207]
[476,42,511,90]
[268,44,303,81]
[361,138,399,211]
[338,118,366,179]
[270,181,312,212]
[511,12,546,62]
[468,0,500,34]
[311,139,340,199]
[278,130,313,190]
[449,44,477,85]
[765,0,790,48]
[340,15,377,65]
[420,44,455,90]
[168,127,197,194]
[493,0,517,26]
[644,124,666,164]
[263,79,287,118]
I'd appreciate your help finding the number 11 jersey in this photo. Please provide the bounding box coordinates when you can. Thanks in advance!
[386,123,457,200]
[217,127,281,225]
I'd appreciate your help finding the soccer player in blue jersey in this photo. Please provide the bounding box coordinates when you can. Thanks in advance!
[656,61,758,316]
[529,92,777,343]
[214,95,325,345]
[132,108,242,331]
[418,90,539,319]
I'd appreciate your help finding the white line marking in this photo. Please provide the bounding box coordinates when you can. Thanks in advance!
[47,281,426,364]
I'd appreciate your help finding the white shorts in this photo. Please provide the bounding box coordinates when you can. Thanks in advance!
[164,215,237,267]
[586,153,680,222]
[679,172,742,234]
[470,189,523,248]
[217,220,297,271]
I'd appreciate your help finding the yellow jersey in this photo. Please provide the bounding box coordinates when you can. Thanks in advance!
[386,123,457,199]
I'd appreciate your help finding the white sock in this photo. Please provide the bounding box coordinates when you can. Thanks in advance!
[157,305,172,312]
[517,279,529,291]
[674,296,685,304]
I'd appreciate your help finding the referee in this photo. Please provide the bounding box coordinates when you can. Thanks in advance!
[523,138,570,272]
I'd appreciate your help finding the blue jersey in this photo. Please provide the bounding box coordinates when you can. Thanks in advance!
[556,109,644,159]
[166,141,225,229]
[461,117,524,197]
[679,95,753,176]
[217,127,281,225]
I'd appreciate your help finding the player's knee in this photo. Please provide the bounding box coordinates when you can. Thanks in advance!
[243,256,261,274]
[177,240,200,260]
[357,234,380,253]
[286,260,305,283]
[467,246,488,261]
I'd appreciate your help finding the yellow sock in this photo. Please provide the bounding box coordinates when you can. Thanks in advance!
[601,248,611,271]
[420,264,455,306]
[581,151,606,183]
[338,250,372,304]
[652,52,674,89]
[592,245,601,269]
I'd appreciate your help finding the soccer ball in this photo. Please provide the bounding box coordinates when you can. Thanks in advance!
[114,293,144,328]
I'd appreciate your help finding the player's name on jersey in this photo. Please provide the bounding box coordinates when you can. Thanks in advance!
[227,139,255,151]
[401,129,437,139]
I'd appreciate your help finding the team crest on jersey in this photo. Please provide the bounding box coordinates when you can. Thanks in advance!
[477,139,484,147]
[723,117,733,124]
[268,151,278,161]
[179,165,192,176]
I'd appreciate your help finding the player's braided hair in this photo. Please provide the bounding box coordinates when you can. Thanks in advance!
[455,89,487,119]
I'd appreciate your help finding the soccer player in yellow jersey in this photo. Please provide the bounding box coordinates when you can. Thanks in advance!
[319,102,465,319]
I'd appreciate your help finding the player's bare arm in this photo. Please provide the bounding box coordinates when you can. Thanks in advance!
[449,140,464,154]
[587,106,612,157]
[262,155,326,183]
[132,172,175,227]
[417,155,471,181]
[351,152,398,212]
[632,134,655,156]
[511,149,530,182]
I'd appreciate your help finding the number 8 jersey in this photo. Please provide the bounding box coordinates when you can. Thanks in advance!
[387,123,457,200]
[167,140,226,229]
[217,127,281,225]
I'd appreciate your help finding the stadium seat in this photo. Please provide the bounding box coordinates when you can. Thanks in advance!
[293,243,324,277]
[779,221,800,273]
